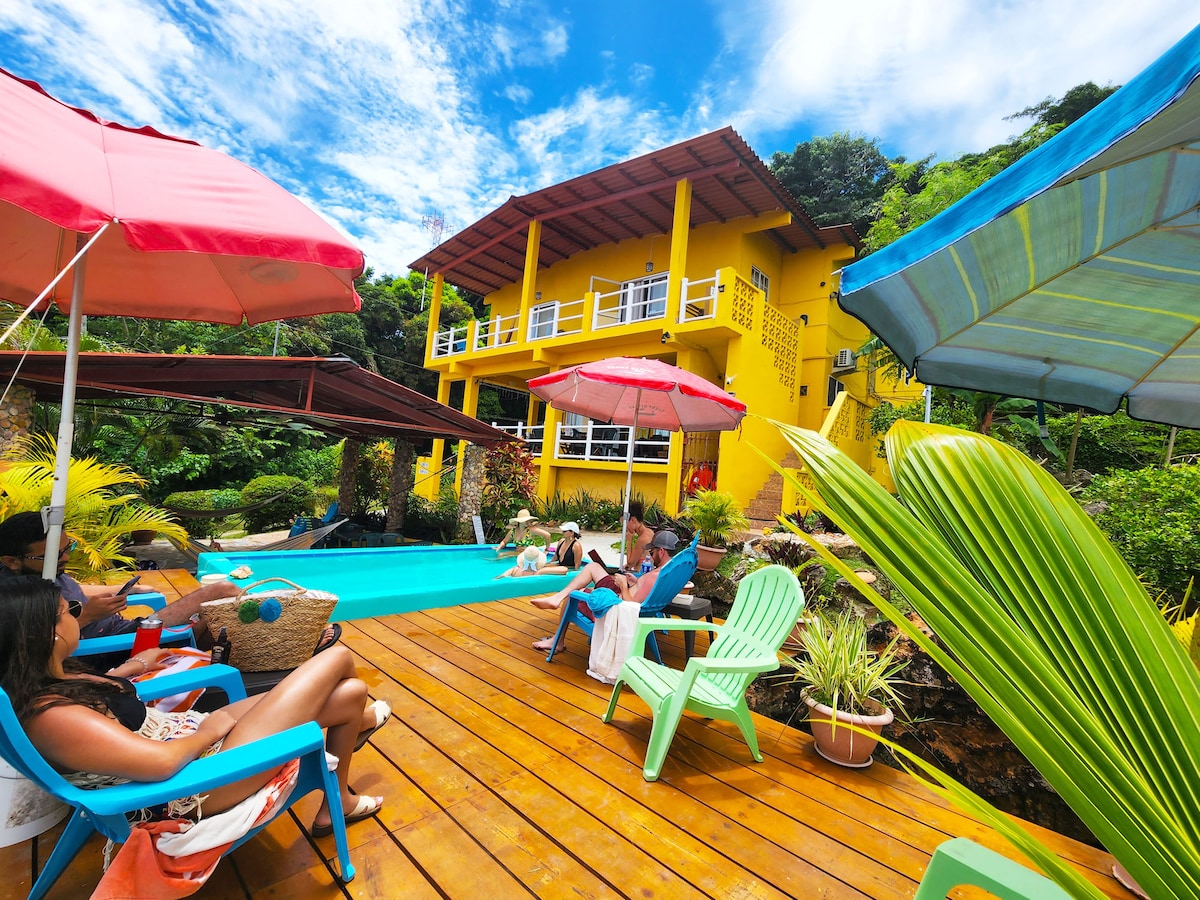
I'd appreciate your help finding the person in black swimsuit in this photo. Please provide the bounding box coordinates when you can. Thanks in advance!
[552,522,584,569]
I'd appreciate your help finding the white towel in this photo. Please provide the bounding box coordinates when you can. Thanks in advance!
[587,601,641,684]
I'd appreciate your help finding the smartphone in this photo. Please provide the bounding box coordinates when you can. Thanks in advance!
[116,575,141,595]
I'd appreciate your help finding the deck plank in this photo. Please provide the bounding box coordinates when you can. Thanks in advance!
[0,591,1137,899]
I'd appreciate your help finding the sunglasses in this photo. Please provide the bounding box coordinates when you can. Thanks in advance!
[22,540,78,561]
[66,599,83,619]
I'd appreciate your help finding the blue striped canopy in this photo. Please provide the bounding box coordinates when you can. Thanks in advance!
[840,24,1200,428]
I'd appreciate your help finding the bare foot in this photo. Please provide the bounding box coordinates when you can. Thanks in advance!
[531,594,564,610]
[532,637,566,652]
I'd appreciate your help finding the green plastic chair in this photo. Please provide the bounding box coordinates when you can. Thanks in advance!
[602,564,804,781]
[914,838,1073,899]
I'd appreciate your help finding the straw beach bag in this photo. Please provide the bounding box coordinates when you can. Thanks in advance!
[199,578,337,672]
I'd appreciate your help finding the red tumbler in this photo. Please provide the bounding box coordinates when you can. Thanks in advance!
[130,615,163,655]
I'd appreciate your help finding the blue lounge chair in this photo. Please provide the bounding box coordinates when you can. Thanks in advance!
[545,533,700,663]
[71,591,197,658]
[1,666,355,899]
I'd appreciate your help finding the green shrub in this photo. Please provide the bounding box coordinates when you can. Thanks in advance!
[240,476,313,533]
[1081,464,1200,600]
[163,488,242,539]
[405,490,460,543]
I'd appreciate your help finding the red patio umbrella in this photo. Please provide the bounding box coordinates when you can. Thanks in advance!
[0,67,364,576]
[528,357,746,566]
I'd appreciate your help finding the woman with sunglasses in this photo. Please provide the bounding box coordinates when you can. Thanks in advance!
[0,576,389,836]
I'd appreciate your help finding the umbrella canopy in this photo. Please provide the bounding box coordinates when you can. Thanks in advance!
[0,67,365,578]
[838,24,1200,429]
[528,357,747,431]
[529,357,746,567]
[0,67,363,323]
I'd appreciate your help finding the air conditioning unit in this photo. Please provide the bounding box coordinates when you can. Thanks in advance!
[833,348,856,370]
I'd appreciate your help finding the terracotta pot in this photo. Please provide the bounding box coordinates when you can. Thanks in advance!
[695,544,727,571]
[781,616,818,653]
[130,529,158,545]
[803,691,893,768]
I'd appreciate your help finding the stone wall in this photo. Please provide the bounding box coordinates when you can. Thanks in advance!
[0,384,34,455]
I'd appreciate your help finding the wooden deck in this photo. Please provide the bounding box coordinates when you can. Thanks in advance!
[4,571,1134,898]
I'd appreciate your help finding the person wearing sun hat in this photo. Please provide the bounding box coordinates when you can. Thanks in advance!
[496,545,570,579]
[494,508,551,556]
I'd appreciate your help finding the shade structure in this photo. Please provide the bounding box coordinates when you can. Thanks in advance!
[0,67,365,578]
[529,357,746,566]
[528,357,747,432]
[839,23,1200,430]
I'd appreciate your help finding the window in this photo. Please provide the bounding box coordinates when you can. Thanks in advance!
[751,266,769,302]
[528,301,558,339]
[621,273,668,321]
[826,376,846,407]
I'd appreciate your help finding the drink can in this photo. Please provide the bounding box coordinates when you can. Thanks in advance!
[130,615,163,655]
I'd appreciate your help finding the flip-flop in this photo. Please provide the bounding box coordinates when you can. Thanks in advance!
[310,791,382,838]
[354,699,392,752]
[312,623,342,655]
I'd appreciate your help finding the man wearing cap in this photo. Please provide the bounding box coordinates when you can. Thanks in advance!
[531,531,680,653]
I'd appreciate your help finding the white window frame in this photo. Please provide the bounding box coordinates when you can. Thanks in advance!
[621,272,669,321]
[528,300,559,340]
[751,265,769,302]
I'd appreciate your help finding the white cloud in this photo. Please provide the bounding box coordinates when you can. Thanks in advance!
[715,0,1198,159]
[504,83,534,104]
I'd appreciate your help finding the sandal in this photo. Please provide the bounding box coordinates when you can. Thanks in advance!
[354,699,392,751]
[312,623,342,655]
[310,791,382,837]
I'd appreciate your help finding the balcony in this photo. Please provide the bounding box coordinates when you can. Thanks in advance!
[494,421,671,465]
[429,266,761,363]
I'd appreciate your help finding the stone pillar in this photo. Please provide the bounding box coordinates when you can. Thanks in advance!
[386,440,415,533]
[455,443,486,543]
[0,384,35,455]
[337,439,361,515]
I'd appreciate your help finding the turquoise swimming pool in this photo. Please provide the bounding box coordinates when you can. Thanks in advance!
[195,545,575,622]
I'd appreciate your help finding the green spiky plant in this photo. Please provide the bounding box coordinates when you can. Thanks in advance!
[0,433,186,578]
[758,418,1200,900]
[680,489,749,548]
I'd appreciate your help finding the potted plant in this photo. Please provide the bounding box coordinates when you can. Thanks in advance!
[680,489,750,570]
[780,608,906,767]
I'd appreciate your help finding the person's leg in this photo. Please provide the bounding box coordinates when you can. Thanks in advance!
[530,561,608,610]
[199,647,376,818]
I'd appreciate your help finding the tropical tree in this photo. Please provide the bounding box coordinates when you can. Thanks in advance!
[0,433,186,578]
[769,132,902,236]
[766,419,1200,900]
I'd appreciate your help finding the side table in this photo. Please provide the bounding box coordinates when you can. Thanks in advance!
[663,593,715,659]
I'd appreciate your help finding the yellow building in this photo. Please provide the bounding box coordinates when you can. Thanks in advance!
[410,127,921,525]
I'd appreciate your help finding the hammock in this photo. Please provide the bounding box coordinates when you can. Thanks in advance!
[162,486,308,520]
[167,518,347,564]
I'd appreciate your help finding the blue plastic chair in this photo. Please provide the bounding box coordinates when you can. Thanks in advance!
[1,666,355,899]
[71,592,198,658]
[545,533,700,663]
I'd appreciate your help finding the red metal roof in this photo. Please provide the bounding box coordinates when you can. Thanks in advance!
[409,126,860,296]
[0,352,511,445]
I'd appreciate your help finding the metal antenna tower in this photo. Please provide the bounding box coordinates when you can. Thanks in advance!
[421,212,446,248]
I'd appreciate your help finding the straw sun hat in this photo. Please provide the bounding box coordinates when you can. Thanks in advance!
[509,508,538,526]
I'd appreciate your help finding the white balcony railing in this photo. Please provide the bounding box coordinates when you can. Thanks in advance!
[493,421,670,466]
[679,272,720,322]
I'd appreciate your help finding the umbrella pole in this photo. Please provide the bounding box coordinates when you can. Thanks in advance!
[42,235,88,580]
[619,391,641,570]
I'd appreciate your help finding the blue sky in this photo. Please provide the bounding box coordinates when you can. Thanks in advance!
[1,1,1195,278]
